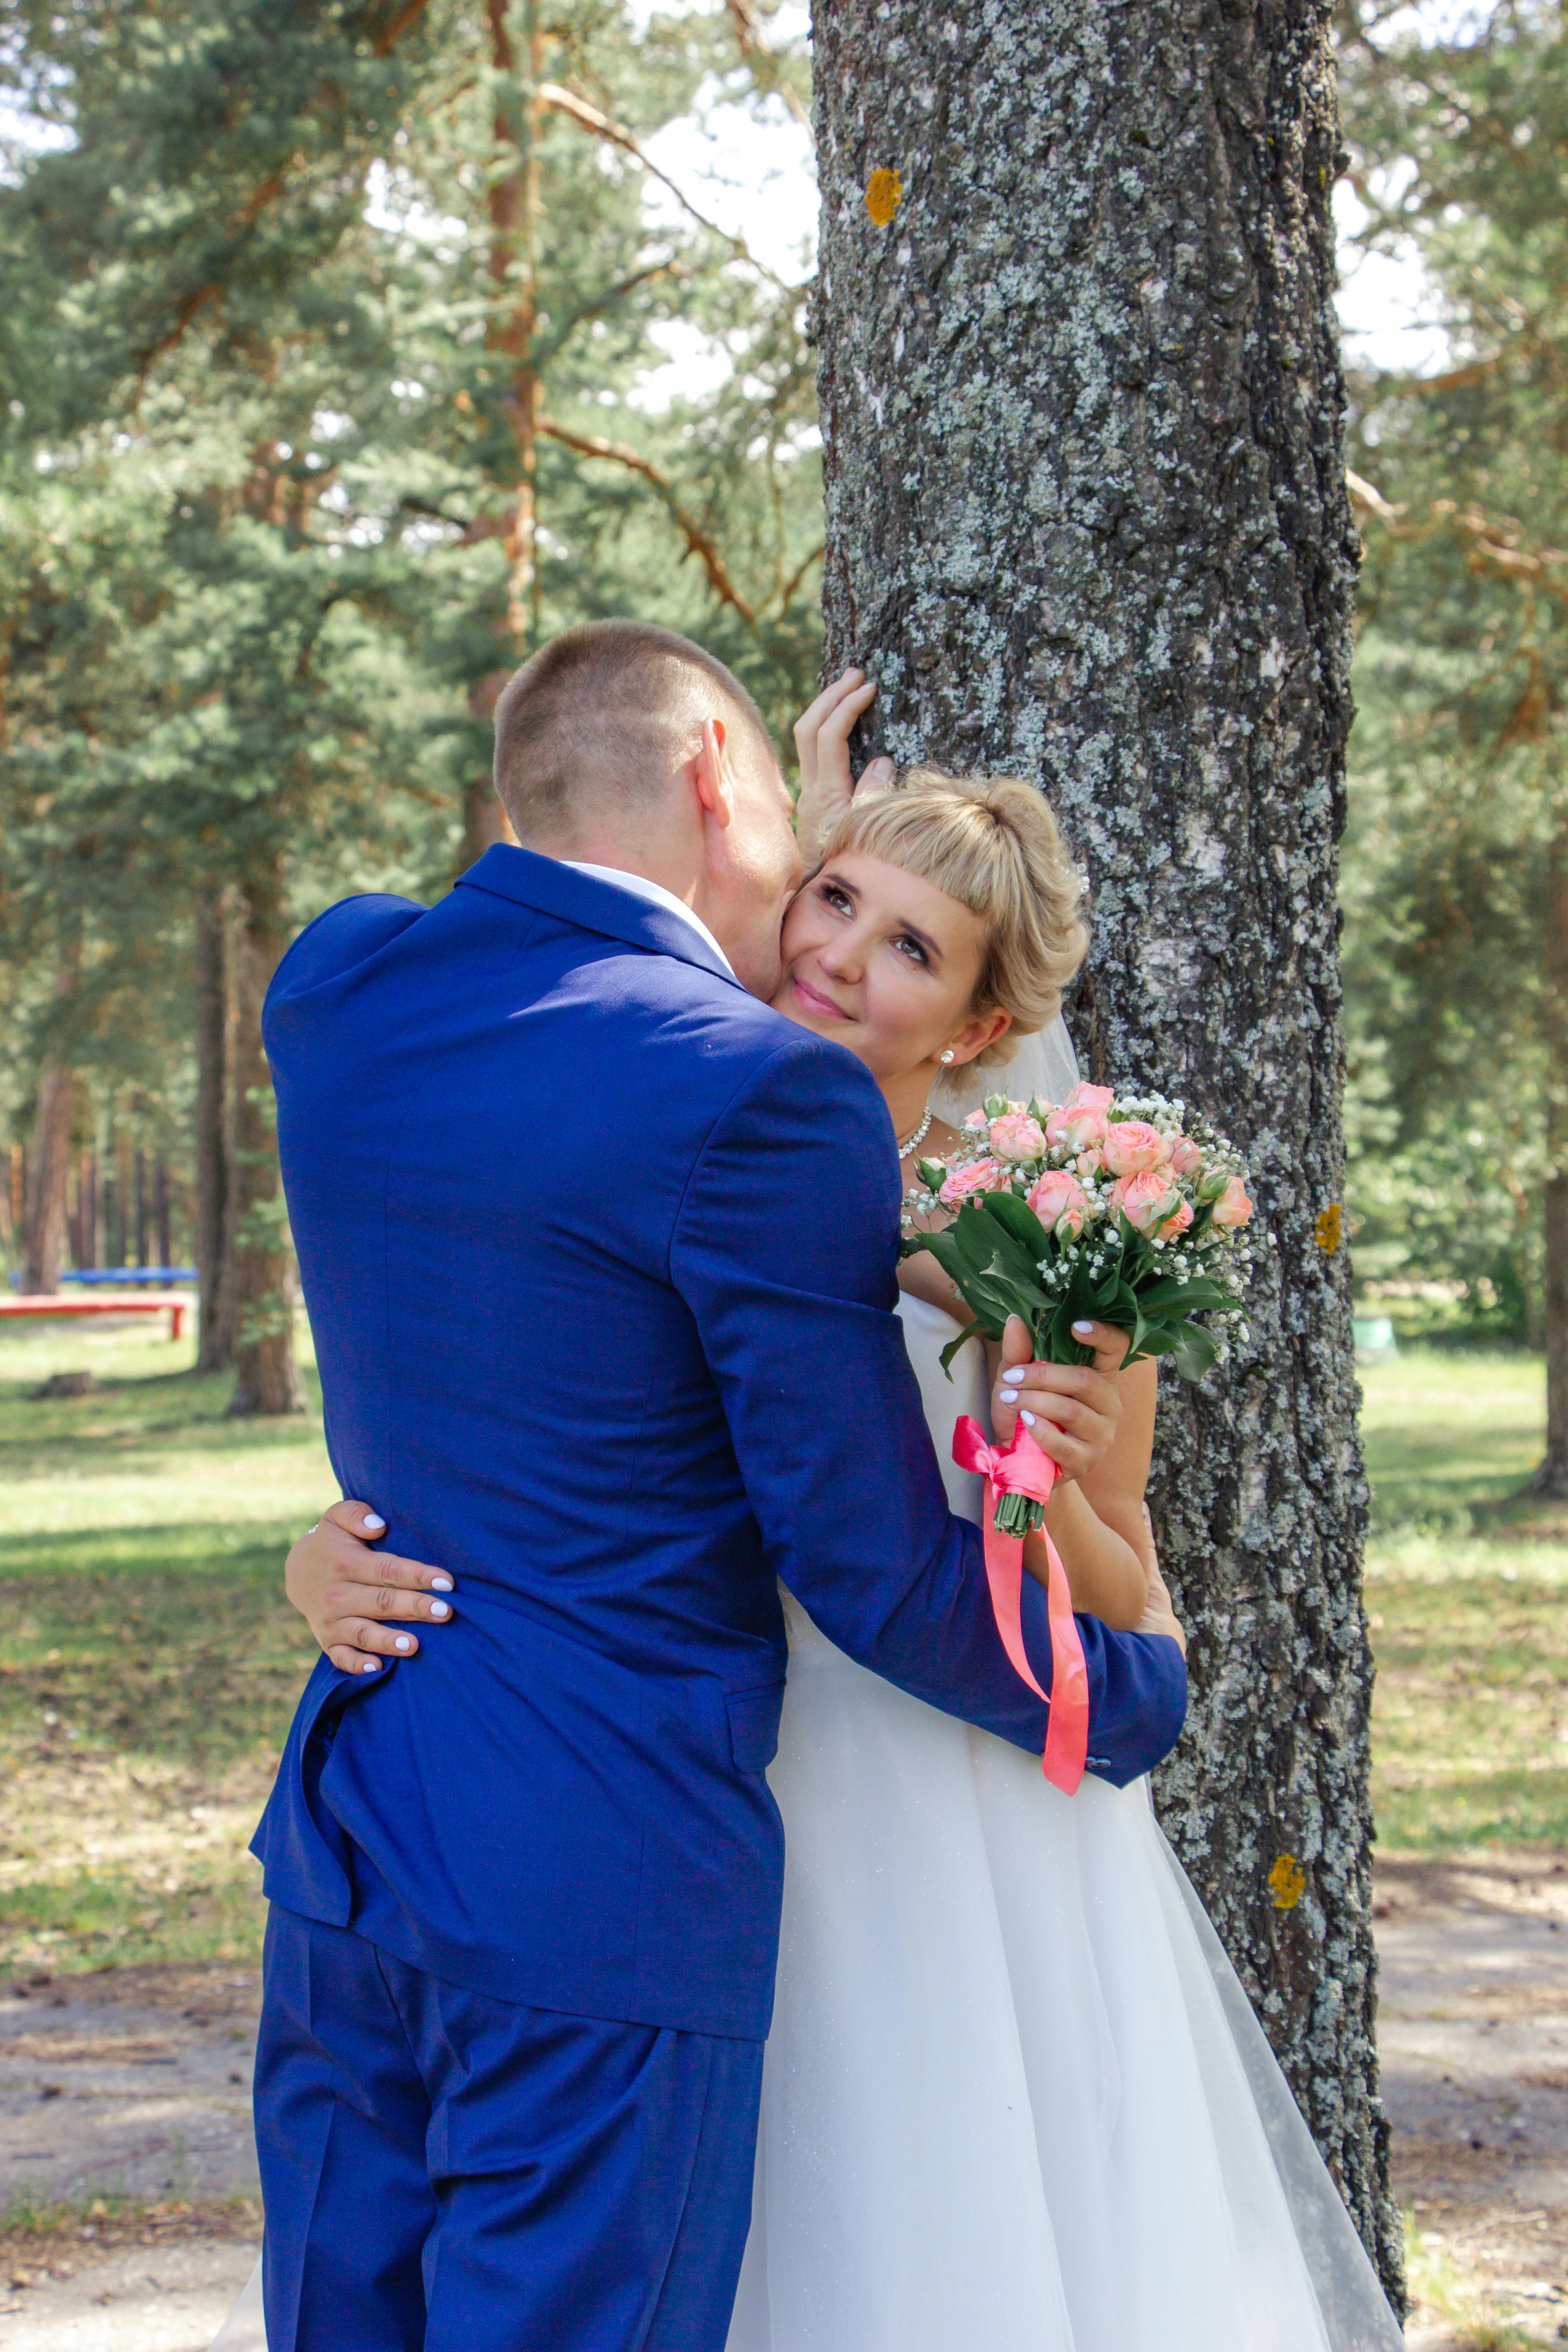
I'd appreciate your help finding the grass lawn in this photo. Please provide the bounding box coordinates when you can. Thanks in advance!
[1361,1345,1568,1853]
[0,1316,1561,1978]
[0,1316,328,1978]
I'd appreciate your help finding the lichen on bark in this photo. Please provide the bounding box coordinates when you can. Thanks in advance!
[813,0,1402,2304]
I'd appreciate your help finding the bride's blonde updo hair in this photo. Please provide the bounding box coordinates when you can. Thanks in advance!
[815,765,1088,1066]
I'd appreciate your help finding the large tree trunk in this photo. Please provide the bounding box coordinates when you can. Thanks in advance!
[193,879,236,1371]
[22,1062,76,1294]
[1534,824,1568,1496]
[225,857,306,1418]
[814,0,1401,2306]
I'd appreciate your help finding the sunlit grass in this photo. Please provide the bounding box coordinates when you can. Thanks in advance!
[1362,1345,1568,1853]
[0,1321,1562,1969]
[0,1317,329,1975]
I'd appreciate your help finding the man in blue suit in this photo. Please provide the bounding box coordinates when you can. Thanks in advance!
[252,619,1188,2350]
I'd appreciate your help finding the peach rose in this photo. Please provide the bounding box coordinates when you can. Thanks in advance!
[1045,1081,1113,1156]
[1169,1135,1203,1177]
[940,1158,1009,1208]
[1102,1119,1173,1178]
[1110,1169,1189,1242]
[1027,1168,1090,1240]
[988,1111,1046,1163]
[1209,1173,1254,1230]
[962,1107,990,1133]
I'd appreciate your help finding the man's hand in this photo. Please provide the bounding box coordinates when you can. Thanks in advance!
[284,1501,458,1676]
[989,1315,1128,1484]
[792,668,897,861]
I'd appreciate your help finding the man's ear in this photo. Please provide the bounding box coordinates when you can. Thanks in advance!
[691,717,735,831]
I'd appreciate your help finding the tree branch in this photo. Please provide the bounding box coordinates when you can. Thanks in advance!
[537,419,758,625]
[537,82,789,290]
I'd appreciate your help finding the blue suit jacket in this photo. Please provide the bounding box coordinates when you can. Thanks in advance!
[253,846,1186,2039]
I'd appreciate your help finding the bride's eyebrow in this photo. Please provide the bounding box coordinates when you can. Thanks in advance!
[893,914,943,966]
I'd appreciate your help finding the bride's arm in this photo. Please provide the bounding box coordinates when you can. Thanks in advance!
[791,670,895,860]
[988,1340,1158,1633]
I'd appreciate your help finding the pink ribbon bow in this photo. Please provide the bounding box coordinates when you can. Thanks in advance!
[952,1416,1089,1795]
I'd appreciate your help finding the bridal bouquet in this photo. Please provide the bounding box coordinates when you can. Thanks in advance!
[906,1081,1256,1539]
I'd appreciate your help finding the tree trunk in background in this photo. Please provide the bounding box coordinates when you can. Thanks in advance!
[21,1062,76,1293]
[814,0,1400,2304]
[194,879,236,1371]
[225,856,306,1417]
[1534,826,1568,1497]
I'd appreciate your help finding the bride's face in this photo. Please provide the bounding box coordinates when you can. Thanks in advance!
[772,851,1009,1083]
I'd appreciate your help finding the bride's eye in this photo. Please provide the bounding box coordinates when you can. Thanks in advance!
[892,933,930,967]
[819,882,853,915]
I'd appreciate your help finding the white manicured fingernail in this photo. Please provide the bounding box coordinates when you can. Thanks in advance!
[1000,1388,1019,1405]
[430,1601,451,1619]
[394,1635,413,1652]
[1071,1321,1094,1336]
[1020,1411,1037,1427]
[361,1659,380,1673]
[431,1575,454,1592]
[362,1513,386,1532]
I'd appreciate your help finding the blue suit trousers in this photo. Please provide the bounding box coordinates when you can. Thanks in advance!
[255,1905,764,2351]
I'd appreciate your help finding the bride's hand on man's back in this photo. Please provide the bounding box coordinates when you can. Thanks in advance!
[792,669,897,861]
[284,1501,458,1676]
[990,1314,1128,1484]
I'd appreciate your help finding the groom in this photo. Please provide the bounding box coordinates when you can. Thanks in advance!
[250,619,1188,2351]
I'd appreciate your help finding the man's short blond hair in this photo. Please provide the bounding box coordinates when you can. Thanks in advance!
[817,768,1089,1063]
[492,620,774,843]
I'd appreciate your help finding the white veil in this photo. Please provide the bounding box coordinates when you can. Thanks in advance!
[932,1012,1080,1125]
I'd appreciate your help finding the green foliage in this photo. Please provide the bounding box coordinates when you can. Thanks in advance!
[0,0,823,1233]
[1338,3,1568,1340]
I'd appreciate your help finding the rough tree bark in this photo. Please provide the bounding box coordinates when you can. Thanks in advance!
[225,856,306,1418]
[814,0,1401,2303]
[193,880,236,1371]
[1535,824,1568,1496]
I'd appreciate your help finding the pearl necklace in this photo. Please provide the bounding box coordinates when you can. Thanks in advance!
[897,1106,935,1161]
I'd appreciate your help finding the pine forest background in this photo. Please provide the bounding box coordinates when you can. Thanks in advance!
[3,0,1564,1457]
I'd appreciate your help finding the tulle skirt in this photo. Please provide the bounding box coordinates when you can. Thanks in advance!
[725,1597,1403,2352]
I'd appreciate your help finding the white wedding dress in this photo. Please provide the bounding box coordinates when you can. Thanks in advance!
[214,1024,1401,2352]
[723,1023,1402,2352]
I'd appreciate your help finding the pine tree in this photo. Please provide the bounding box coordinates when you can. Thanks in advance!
[812,0,1401,2301]
[1339,0,1568,1494]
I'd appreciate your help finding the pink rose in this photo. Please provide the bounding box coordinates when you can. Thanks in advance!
[1102,1119,1173,1178]
[939,1158,1009,1208]
[962,1107,990,1133]
[988,1111,1046,1163]
[1076,1146,1105,1176]
[1109,1169,1189,1242]
[1026,1168,1090,1240]
[1209,1174,1254,1230]
[1047,1098,1109,1155]
[1169,1135,1203,1177]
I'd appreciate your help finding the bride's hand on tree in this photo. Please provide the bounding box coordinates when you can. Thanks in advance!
[989,1314,1127,1482]
[792,668,896,861]
[284,1500,458,1676]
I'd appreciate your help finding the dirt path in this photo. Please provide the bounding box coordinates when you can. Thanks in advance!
[2,1853,1566,2348]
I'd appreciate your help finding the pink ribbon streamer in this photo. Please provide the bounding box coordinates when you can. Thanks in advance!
[952,1416,1089,1795]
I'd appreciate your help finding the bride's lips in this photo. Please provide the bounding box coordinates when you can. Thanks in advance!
[789,973,853,1022]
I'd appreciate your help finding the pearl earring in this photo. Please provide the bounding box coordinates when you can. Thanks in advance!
[940,1049,956,1065]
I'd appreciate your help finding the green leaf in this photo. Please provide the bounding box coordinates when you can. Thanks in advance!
[1169,1323,1222,1382]
[979,1188,1052,1262]
[939,1320,987,1376]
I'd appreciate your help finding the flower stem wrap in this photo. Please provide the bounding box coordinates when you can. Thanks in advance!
[951,1416,1089,1795]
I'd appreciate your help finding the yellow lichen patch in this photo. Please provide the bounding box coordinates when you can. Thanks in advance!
[865,168,902,226]
[1269,1852,1307,1909]
[1315,1202,1343,1254]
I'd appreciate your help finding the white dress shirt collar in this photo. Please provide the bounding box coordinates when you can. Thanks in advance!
[561,861,735,979]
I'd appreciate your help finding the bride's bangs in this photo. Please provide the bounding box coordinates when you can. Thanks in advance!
[818,769,1088,1058]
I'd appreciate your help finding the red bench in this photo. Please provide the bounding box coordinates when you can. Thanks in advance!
[0,1293,190,1341]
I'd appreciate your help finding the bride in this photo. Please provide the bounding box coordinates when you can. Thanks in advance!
[224,678,1402,2352]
